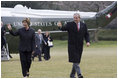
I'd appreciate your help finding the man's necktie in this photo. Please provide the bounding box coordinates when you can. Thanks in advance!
[77,23,80,31]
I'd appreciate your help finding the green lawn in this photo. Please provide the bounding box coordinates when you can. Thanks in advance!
[1,40,117,78]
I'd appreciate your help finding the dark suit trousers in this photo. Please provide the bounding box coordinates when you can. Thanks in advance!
[19,51,32,77]
[70,63,81,77]
[32,52,42,61]
[44,46,50,60]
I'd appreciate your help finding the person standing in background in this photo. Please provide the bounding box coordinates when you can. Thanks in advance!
[32,29,43,61]
[7,18,35,78]
[38,29,44,55]
[1,21,6,50]
[1,21,12,58]
[57,13,90,78]
[43,31,53,60]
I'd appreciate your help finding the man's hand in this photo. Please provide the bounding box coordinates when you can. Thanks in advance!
[7,24,12,30]
[57,21,62,27]
[45,42,47,45]
[86,42,90,47]
[32,51,35,54]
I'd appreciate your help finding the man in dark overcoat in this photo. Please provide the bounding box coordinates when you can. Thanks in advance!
[57,13,90,78]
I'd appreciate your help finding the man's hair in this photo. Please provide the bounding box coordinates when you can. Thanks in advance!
[73,13,80,18]
[38,29,42,32]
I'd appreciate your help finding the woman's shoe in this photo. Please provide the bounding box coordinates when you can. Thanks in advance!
[26,72,29,77]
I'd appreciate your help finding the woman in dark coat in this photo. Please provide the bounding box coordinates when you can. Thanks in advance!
[7,18,35,78]
[43,31,53,60]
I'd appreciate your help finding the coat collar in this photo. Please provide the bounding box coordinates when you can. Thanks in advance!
[73,21,82,26]
[72,21,83,31]
[23,27,31,31]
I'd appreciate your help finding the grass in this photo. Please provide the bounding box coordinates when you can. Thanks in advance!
[1,40,117,78]
[98,29,117,41]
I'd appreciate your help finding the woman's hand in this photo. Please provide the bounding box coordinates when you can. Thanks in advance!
[48,37,51,40]
[7,24,12,30]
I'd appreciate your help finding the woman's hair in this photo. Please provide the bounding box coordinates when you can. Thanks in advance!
[22,18,30,26]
